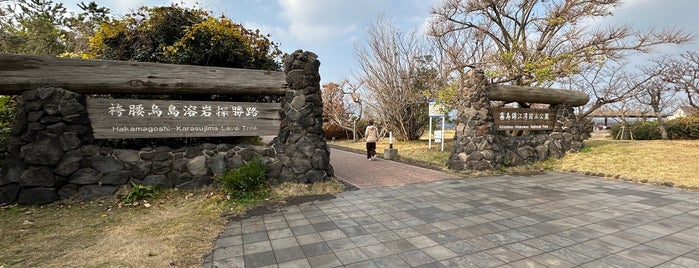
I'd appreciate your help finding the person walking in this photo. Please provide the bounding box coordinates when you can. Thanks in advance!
[365,119,379,160]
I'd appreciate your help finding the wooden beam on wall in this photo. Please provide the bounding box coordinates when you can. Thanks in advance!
[0,54,287,95]
[489,84,589,107]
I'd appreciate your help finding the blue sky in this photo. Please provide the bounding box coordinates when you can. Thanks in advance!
[59,0,699,84]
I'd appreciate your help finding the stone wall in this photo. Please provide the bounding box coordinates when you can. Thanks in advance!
[449,69,585,171]
[0,50,333,205]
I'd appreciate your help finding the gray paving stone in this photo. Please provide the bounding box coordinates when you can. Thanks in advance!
[274,246,305,263]
[485,246,526,263]
[312,221,338,232]
[319,229,347,241]
[373,230,402,242]
[295,233,323,245]
[242,231,269,244]
[243,241,272,254]
[344,260,379,268]
[423,245,459,261]
[244,251,276,267]
[286,218,311,227]
[326,237,357,251]
[290,225,315,236]
[270,237,299,250]
[267,228,294,240]
[549,247,595,265]
[215,235,242,248]
[426,231,461,244]
[300,241,332,257]
[212,256,244,268]
[362,222,388,233]
[597,254,645,268]
[451,252,505,268]
[241,224,266,234]
[341,225,369,237]
[307,253,342,268]
[407,235,440,249]
[507,258,546,268]
[277,258,311,268]
[662,256,699,268]
[384,239,419,255]
[530,253,575,268]
[615,245,675,267]
[213,245,244,260]
[399,250,437,267]
[373,255,410,267]
[361,243,394,259]
[335,248,370,265]
[349,234,381,247]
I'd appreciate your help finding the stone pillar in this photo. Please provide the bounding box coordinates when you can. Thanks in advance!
[548,104,584,158]
[449,69,500,170]
[273,50,333,183]
[0,87,96,205]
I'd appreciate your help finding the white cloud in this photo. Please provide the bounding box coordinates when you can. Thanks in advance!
[277,0,394,43]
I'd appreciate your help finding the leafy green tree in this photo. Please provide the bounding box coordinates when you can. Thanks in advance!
[0,0,68,56]
[89,5,281,70]
[63,1,110,58]
[0,0,109,57]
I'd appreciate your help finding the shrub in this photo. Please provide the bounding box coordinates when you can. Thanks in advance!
[218,158,268,202]
[324,123,352,140]
[0,96,16,144]
[631,121,661,140]
[611,121,661,140]
[123,183,160,203]
[666,112,699,139]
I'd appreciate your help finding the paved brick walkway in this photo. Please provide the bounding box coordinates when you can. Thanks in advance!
[204,150,699,267]
[329,148,458,188]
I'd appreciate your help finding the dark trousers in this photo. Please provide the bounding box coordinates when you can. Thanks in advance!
[366,142,376,158]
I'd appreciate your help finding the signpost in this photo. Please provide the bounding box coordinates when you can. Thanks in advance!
[87,98,281,139]
[492,107,556,131]
[428,100,446,151]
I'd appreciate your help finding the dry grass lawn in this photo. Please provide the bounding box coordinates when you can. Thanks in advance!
[0,181,344,268]
[552,140,699,188]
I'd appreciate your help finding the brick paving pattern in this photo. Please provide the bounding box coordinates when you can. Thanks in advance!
[329,148,457,188]
[204,149,699,267]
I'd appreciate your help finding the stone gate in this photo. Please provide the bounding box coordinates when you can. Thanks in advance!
[0,50,333,205]
[449,69,589,170]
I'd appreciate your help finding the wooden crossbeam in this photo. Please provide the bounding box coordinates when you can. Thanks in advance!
[0,54,287,95]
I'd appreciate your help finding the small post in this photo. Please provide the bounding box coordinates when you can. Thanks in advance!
[389,131,393,149]
[384,131,398,160]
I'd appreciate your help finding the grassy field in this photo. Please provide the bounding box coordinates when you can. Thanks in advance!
[331,138,699,188]
[551,140,699,188]
[0,181,343,268]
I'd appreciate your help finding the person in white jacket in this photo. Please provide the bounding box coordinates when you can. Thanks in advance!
[365,119,379,160]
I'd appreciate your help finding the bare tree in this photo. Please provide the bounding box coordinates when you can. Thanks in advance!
[634,56,683,140]
[321,81,364,140]
[355,16,437,140]
[661,51,699,108]
[561,60,655,119]
[430,0,692,88]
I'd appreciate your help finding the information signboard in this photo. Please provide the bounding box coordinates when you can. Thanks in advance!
[492,108,556,131]
[428,100,445,117]
[87,98,281,139]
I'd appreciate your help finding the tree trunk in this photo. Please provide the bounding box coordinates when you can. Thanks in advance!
[653,107,669,140]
